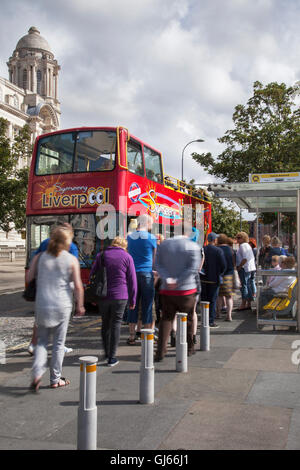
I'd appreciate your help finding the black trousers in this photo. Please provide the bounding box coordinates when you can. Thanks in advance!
[100,299,127,359]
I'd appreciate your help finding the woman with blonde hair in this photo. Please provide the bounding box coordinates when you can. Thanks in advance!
[28,227,85,392]
[90,236,137,367]
[236,231,256,311]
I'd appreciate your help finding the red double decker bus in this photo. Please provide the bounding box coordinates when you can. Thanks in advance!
[26,126,211,287]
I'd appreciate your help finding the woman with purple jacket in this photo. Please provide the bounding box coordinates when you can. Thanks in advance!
[90,237,137,367]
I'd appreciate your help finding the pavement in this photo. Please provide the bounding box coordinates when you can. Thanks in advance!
[1,261,300,451]
[0,259,26,294]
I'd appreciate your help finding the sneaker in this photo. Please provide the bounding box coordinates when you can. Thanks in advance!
[135,332,142,341]
[107,358,119,367]
[209,323,220,329]
[64,346,73,353]
[154,354,164,362]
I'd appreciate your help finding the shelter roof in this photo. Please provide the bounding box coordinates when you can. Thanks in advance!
[207,181,300,212]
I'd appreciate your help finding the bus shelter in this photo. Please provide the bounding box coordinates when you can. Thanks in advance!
[208,181,300,332]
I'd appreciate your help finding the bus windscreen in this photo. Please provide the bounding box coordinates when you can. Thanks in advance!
[35,130,117,175]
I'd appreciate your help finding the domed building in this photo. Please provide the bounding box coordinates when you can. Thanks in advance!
[0,27,61,247]
[0,26,61,167]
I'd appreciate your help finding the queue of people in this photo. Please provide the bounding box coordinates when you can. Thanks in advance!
[26,217,297,391]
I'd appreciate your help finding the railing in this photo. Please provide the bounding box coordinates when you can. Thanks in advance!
[164,175,210,202]
[0,248,26,261]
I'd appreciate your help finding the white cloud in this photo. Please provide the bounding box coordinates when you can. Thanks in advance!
[0,0,299,185]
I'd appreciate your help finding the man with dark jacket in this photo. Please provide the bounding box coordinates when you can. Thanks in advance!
[200,232,227,328]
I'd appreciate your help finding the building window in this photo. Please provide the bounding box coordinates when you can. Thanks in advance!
[23,69,27,90]
[13,95,19,109]
[37,70,42,94]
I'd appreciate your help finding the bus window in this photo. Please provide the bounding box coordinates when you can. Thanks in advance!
[27,215,69,261]
[36,133,74,175]
[74,131,116,172]
[127,140,144,176]
[70,214,98,267]
[144,146,163,184]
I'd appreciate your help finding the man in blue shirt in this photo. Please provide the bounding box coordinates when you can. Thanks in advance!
[127,214,157,345]
[35,223,78,258]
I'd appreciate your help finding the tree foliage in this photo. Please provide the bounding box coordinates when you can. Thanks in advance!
[192,81,300,183]
[211,196,249,237]
[0,118,31,232]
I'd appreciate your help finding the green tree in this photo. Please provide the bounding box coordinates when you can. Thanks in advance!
[192,81,300,247]
[192,81,300,182]
[0,118,31,233]
[211,196,249,237]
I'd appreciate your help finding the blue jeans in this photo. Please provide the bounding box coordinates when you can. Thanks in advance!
[201,282,220,325]
[238,268,253,301]
[249,271,256,298]
[128,272,154,325]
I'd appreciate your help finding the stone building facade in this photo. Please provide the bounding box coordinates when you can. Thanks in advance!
[0,26,61,247]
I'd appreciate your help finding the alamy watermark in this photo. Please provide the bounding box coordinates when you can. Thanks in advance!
[95,199,205,241]
[0,341,6,365]
[291,340,300,366]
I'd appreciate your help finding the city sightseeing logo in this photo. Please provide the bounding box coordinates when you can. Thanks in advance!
[129,183,182,221]
[37,177,109,209]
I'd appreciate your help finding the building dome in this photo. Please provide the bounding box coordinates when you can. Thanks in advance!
[15,27,52,55]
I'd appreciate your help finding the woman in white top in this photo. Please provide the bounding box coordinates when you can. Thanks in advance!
[28,227,85,392]
[236,232,256,311]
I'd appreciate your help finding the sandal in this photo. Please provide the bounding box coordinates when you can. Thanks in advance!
[30,377,41,393]
[51,377,70,389]
[127,337,137,345]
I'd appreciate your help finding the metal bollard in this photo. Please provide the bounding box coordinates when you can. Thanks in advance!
[139,329,155,404]
[200,302,210,351]
[77,356,98,450]
[176,313,188,373]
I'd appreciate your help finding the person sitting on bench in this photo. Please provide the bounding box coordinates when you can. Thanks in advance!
[259,256,296,313]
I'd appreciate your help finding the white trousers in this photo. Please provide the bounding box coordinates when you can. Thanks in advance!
[32,319,69,385]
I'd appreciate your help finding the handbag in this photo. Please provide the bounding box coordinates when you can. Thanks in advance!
[85,252,107,303]
[22,253,41,302]
[233,269,241,290]
[23,278,37,302]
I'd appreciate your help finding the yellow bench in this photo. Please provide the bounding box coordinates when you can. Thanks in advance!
[263,279,298,318]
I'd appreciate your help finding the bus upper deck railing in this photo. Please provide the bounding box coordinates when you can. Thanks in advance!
[164,175,211,202]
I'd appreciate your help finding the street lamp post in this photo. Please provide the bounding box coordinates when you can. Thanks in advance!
[181,139,204,182]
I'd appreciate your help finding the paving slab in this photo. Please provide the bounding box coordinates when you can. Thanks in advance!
[155,367,257,404]
[159,399,292,450]
[272,334,300,351]
[286,409,300,450]
[246,371,300,409]
[210,333,276,349]
[223,348,299,373]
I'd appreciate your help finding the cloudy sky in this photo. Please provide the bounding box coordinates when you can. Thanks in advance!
[1,0,300,184]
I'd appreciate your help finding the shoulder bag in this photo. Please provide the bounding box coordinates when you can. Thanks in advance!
[85,252,107,303]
